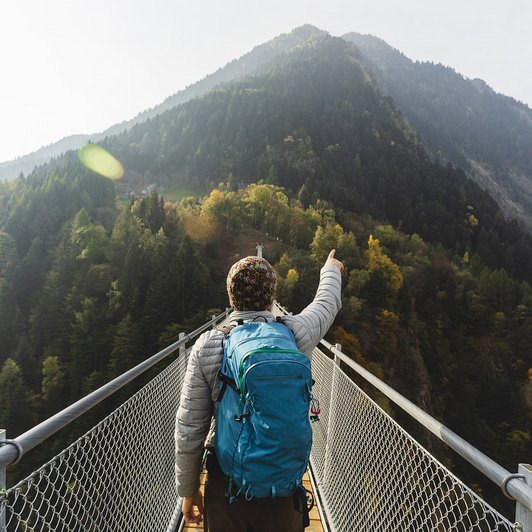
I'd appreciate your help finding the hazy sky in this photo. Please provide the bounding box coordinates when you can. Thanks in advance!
[1,0,531,163]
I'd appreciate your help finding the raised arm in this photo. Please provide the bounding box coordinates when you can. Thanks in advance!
[282,250,343,355]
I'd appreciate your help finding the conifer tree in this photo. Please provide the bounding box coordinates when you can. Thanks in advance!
[41,355,66,417]
[0,358,34,437]
[108,314,143,378]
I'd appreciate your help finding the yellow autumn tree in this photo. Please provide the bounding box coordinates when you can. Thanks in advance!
[188,215,216,242]
[286,268,300,289]
[310,221,360,269]
[201,188,240,232]
[276,266,300,311]
[365,235,403,292]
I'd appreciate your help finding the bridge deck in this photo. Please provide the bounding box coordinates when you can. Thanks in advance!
[183,470,325,531]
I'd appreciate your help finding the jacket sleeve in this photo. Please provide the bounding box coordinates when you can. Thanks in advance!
[174,332,213,497]
[282,264,342,355]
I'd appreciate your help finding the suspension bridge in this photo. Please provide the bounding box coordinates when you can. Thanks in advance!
[0,304,531,531]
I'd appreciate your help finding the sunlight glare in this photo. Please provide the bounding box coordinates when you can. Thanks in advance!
[78,144,124,180]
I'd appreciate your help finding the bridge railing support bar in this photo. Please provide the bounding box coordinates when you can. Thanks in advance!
[324,343,341,453]
[320,339,532,522]
[178,332,185,359]
[321,343,342,531]
[0,429,5,532]
[516,464,532,532]
[166,496,183,532]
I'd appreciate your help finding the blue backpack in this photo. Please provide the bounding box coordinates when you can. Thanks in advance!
[215,318,314,500]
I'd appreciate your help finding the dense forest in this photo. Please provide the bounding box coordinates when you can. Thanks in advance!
[0,31,530,514]
[4,24,532,238]
[1,175,531,510]
[110,34,532,282]
[344,31,532,229]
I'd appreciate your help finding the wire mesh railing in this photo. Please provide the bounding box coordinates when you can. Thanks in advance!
[1,302,529,531]
[1,356,187,531]
[0,310,231,532]
[309,346,519,531]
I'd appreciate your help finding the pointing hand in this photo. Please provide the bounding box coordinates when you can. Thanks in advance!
[326,249,344,272]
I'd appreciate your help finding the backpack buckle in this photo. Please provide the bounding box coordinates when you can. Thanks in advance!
[310,398,321,422]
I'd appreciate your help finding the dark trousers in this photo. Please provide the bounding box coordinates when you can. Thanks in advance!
[204,451,305,532]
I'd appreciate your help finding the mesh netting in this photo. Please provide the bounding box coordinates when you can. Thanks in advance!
[0,326,518,532]
[0,351,189,532]
[310,348,516,532]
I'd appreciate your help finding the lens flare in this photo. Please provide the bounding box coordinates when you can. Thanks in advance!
[78,144,124,180]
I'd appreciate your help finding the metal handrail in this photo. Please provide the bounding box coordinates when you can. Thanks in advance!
[273,302,532,518]
[319,338,532,513]
[2,299,530,528]
[0,308,231,468]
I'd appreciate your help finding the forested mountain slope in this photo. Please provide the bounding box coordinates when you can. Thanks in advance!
[0,25,326,181]
[89,34,532,282]
[6,22,532,242]
[0,32,530,511]
[343,32,532,230]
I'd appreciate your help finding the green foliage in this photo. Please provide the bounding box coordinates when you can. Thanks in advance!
[0,231,17,275]
[202,188,242,232]
[0,359,35,436]
[345,32,532,229]
[0,181,218,418]
[107,314,142,378]
[310,223,344,265]
[310,222,360,269]
[41,355,66,416]
[0,30,530,512]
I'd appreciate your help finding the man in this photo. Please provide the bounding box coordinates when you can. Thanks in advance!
[175,249,343,531]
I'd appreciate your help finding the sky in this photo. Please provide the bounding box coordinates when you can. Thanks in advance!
[1,0,531,163]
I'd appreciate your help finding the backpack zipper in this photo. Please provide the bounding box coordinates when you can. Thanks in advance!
[240,358,311,392]
[238,349,306,390]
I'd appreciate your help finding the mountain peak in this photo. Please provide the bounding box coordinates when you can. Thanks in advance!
[288,24,325,37]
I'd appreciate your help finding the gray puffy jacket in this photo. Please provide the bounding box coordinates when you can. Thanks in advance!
[174,263,342,496]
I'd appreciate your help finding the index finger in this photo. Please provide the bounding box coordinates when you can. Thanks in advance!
[328,249,336,260]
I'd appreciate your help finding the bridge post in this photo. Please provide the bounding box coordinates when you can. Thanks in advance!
[178,332,185,358]
[323,344,342,512]
[515,464,532,532]
[0,429,6,532]
[334,344,342,364]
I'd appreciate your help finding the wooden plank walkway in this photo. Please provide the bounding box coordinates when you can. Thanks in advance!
[183,470,324,531]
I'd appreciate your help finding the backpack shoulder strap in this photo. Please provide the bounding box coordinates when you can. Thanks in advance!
[215,321,240,403]
[217,372,239,402]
